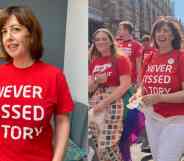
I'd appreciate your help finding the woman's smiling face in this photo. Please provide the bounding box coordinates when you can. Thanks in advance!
[94,31,112,56]
[155,24,174,50]
[1,15,31,60]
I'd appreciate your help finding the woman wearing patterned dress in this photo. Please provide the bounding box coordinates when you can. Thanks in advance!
[88,28,131,161]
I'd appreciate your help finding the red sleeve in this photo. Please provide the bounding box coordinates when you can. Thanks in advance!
[55,70,74,114]
[133,41,143,58]
[116,55,132,76]
[179,53,184,82]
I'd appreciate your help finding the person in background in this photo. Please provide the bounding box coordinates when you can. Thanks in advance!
[116,21,143,87]
[116,21,143,161]
[138,34,156,154]
[141,34,156,64]
[0,6,74,161]
[88,28,131,161]
[131,17,184,161]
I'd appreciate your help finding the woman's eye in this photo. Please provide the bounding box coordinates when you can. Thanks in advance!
[12,27,21,32]
[1,30,7,35]
[95,38,108,42]
[102,38,108,41]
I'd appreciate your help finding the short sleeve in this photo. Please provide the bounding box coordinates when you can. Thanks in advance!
[178,53,184,82]
[134,41,143,57]
[116,55,132,76]
[55,70,74,114]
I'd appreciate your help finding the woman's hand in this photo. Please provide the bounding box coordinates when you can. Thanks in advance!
[141,94,162,106]
[129,88,142,103]
[95,73,108,84]
[93,101,107,113]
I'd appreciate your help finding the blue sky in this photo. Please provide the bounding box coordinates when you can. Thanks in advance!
[174,0,184,23]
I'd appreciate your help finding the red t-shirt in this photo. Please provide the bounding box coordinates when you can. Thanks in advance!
[0,60,74,161]
[89,55,131,87]
[142,50,184,117]
[116,39,143,83]
[142,47,157,62]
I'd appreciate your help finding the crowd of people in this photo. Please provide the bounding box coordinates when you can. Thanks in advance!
[88,16,184,161]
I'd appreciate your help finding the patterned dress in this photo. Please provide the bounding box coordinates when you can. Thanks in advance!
[89,87,124,161]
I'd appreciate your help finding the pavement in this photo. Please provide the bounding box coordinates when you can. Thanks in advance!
[130,143,153,161]
[89,142,184,161]
[131,143,184,161]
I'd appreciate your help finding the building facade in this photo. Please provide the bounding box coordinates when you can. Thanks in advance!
[89,0,174,40]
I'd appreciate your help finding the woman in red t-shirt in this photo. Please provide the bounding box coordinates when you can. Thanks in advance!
[131,17,184,161]
[0,6,74,161]
[88,28,131,161]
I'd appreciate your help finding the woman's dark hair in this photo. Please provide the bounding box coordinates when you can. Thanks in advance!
[89,28,119,61]
[0,6,43,61]
[151,17,182,49]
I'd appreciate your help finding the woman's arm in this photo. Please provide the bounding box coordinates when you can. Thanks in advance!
[136,56,142,85]
[52,113,70,161]
[88,73,108,94]
[142,82,184,105]
[88,76,98,94]
[94,74,131,112]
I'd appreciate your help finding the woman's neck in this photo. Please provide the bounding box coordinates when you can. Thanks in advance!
[159,46,173,54]
[121,34,132,41]
[13,56,35,68]
[101,50,112,57]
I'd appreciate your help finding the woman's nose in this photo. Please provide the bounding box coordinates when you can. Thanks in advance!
[4,30,14,41]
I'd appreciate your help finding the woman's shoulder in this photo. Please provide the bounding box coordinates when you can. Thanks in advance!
[178,50,184,56]
[176,50,184,63]
[0,62,12,70]
[37,60,63,75]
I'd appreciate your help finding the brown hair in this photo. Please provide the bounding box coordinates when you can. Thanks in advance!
[0,6,43,61]
[151,17,182,49]
[141,35,151,42]
[119,21,134,34]
[89,28,119,62]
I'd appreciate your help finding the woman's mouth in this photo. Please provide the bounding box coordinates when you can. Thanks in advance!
[6,43,19,51]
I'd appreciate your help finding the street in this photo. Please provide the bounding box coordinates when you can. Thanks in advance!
[131,143,153,161]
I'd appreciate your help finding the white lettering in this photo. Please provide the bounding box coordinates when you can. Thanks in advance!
[93,63,112,73]
[0,86,5,97]
[23,127,33,140]
[1,104,10,119]
[22,85,32,98]
[1,105,44,121]
[143,75,171,84]
[165,65,172,73]
[11,126,22,140]
[12,105,21,119]
[34,106,44,121]
[147,64,173,73]
[33,86,42,99]
[22,105,32,121]
[0,85,43,98]
[1,124,10,139]
[148,86,171,94]
[34,127,43,136]
[4,85,12,98]
[1,125,43,140]
[14,85,23,98]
